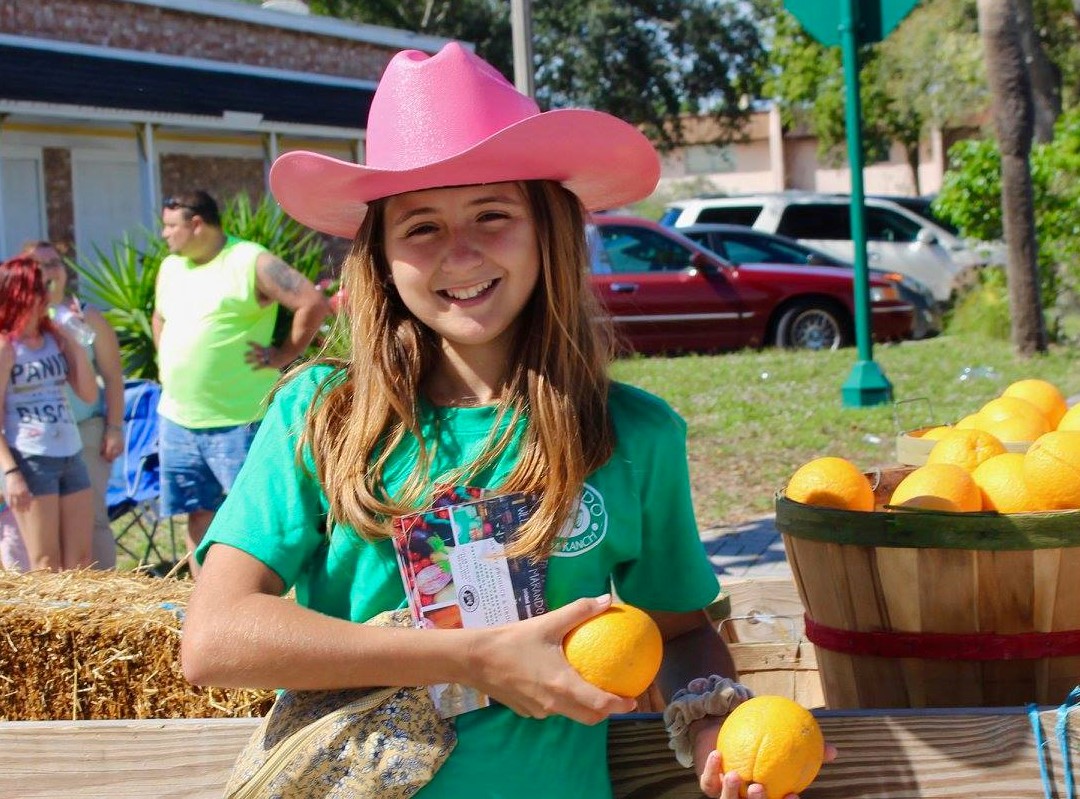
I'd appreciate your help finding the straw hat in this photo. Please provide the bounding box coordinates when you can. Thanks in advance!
[269,42,661,238]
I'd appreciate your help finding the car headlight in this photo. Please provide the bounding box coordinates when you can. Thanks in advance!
[869,284,900,302]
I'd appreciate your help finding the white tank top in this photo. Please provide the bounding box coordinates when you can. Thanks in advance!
[3,333,83,457]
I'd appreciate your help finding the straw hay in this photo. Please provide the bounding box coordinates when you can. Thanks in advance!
[0,569,274,721]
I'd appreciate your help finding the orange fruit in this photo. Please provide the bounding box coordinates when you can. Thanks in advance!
[1002,379,1068,428]
[972,414,1047,444]
[716,695,824,799]
[926,428,1006,472]
[954,414,984,430]
[1022,430,1080,510]
[562,604,663,698]
[889,463,982,512]
[785,457,874,511]
[1058,403,1080,432]
[971,454,1040,513]
[978,396,1051,434]
[919,426,954,441]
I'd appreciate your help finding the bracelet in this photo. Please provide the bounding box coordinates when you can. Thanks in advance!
[663,676,754,768]
[105,423,124,432]
[3,466,20,476]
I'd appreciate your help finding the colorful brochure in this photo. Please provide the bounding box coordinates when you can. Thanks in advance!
[393,489,548,718]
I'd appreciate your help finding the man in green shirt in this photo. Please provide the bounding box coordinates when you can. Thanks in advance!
[152,190,330,576]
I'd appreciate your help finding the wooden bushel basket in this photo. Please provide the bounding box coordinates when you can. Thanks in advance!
[775,466,1080,709]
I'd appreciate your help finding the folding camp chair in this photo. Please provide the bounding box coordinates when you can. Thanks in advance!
[106,379,182,574]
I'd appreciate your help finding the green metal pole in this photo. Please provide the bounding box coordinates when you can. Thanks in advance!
[839,0,893,408]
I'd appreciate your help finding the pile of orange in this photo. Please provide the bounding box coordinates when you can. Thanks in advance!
[785,379,1080,514]
[922,378,1069,444]
[562,604,663,698]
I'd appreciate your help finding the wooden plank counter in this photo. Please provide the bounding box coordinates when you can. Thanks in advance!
[2,705,1076,798]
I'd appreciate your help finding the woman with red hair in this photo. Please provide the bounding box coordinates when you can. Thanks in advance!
[0,255,98,571]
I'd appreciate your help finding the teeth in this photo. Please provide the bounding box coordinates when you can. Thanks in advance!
[444,280,494,300]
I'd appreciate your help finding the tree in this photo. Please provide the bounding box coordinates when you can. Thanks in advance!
[306,0,768,152]
[764,0,986,193]
[977,0,1048,354]
[1016,0,1063,141]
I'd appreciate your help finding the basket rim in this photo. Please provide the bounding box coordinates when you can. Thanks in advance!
[775,490,1080,550]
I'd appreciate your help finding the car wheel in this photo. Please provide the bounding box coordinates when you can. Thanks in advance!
[910,307,930,340]
[774,301,849,351]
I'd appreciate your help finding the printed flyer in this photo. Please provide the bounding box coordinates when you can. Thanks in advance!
[393,489,548,718]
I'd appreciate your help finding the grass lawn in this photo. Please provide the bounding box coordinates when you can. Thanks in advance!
[112,333,1076,570]
[610,334,1076,529]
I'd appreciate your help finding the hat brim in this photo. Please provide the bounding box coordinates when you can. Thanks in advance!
[269,109,660,239]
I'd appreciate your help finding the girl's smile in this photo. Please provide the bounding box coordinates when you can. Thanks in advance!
[439,278,499,303]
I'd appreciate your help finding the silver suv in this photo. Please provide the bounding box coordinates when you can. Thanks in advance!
[661,192,984,303]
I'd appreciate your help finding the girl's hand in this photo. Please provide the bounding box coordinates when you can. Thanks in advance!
[697,735,838,799]
[101,425,124,461]
[468,595,637,725]
[3,470,31,513]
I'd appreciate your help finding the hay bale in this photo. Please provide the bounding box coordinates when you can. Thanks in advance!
[0,569,274,721]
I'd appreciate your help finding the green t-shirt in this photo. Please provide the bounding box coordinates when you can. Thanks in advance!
[155,236,278,428]
[199,365,720,799]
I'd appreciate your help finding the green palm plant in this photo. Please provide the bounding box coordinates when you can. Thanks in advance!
[71,233,167,379]
[69,193,334,381]
[223,193,327,280]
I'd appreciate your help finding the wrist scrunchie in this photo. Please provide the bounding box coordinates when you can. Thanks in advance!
[662,676,754,768]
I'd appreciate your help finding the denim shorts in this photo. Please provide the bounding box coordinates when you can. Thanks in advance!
[158,417,260,517]
[10,451,92,497]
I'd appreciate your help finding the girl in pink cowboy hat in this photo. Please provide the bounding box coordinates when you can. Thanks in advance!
[181,42,832,799]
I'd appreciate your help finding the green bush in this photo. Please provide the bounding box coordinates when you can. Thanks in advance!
[934,107,1080,334]
[945,265,1011,340]
[71,193,332,380]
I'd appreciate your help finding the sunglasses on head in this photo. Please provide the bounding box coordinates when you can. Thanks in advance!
[162,197,196,211]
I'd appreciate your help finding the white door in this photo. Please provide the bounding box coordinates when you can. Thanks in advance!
[72,153,144,302]
[0,153,46,257]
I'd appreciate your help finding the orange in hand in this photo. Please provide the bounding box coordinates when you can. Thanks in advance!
[716,695,825,799]
[562,604,663,698]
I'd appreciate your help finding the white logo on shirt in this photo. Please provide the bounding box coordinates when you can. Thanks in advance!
[552,483,607,557]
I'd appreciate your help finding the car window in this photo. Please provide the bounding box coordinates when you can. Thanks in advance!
[696,205,763,226]
[724,233,816,265]
[865,207,922,242]
[658,208,682,226]
[681,230,726,258]
[598,225,695,273]
[775,204,851,240]
[585,225,612,274]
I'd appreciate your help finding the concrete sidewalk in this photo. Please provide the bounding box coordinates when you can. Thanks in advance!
[701,516,790,578]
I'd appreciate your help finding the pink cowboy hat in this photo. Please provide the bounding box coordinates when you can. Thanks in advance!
[269,42,661,238]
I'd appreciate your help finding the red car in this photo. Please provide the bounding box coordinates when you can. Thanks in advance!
[588,215,913,353]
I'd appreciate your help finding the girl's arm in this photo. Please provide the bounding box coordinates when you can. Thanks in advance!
[652,609,837,798]
[50,324,97,404]
[0,342,31,512]
[84,308,125,461]
[182,543,636,726]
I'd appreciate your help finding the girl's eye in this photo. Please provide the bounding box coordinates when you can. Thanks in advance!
[478,210,510,223]
[405,222,439,237]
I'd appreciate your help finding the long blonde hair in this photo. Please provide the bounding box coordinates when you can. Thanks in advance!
[298,180,614,559]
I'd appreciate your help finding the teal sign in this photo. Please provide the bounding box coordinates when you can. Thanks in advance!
[784,0,921,46]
